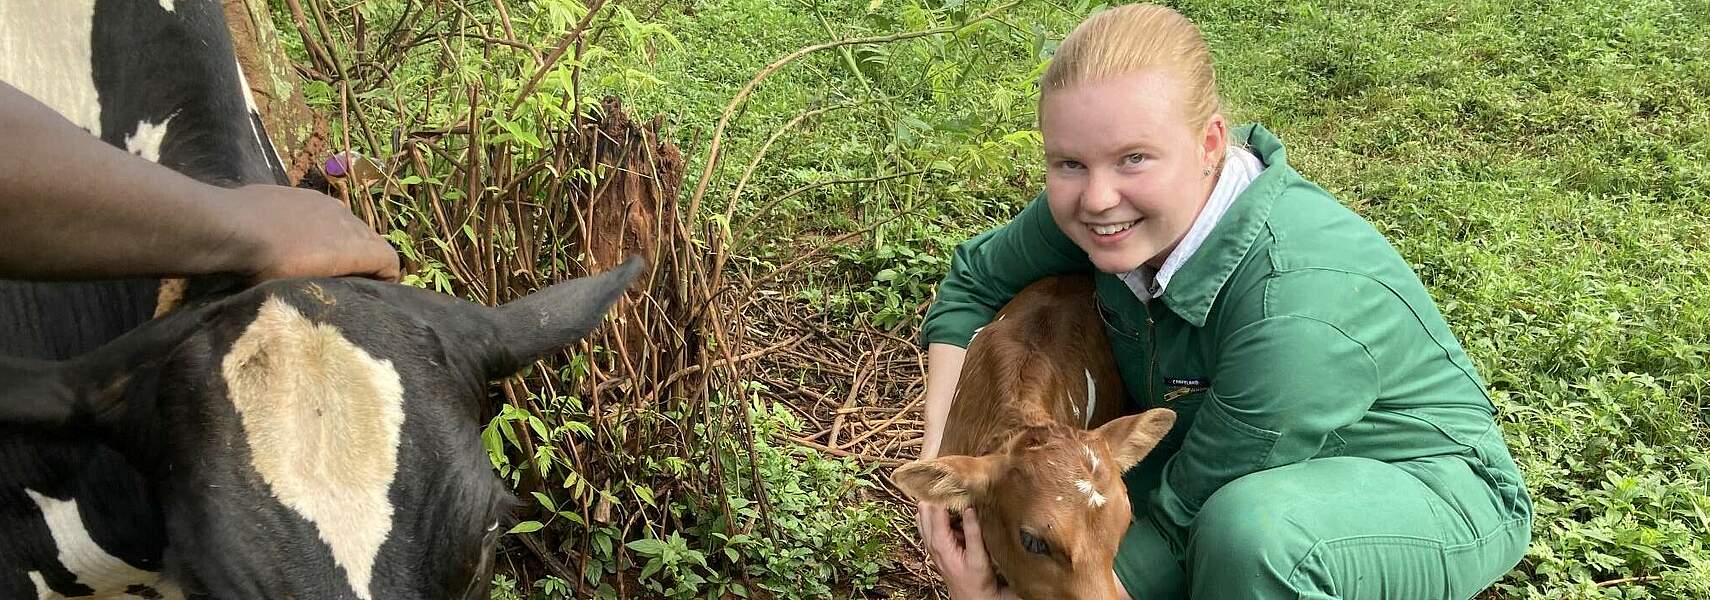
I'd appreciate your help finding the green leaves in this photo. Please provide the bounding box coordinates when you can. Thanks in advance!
[507,521,545,535]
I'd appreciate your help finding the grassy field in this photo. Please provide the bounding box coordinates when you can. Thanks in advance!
[291,0,1710,597]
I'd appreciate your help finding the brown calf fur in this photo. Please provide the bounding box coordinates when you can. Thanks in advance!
[896,274,1175,600]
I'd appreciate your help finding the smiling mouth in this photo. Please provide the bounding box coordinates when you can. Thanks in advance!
[1089,220,1140,236]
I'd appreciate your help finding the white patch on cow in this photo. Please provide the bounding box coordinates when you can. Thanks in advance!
[1083,369,1096,427]
[233,59,261,113]
[1084,444,1100,475]
[124,114,175,163]
[231,58,283,166]
[0,0,103,136]
[1074,479,1107,508]
[968,325,984,343]
[152,580,188,600]
[158,0,175,12]
[222,296,406,600]
[24,490,165,598]
[28,571,49,598]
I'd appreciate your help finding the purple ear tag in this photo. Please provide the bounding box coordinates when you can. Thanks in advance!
[324,151,358,177]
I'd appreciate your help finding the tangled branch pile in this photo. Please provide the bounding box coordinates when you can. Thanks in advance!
[259,0,1016,596]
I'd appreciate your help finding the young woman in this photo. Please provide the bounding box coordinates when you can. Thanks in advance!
[915,5,1532,599]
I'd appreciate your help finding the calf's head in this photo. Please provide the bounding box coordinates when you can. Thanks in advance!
[895,408,1174,600]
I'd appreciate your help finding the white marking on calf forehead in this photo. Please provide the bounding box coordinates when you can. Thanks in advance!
[124,114,176,163]
[1074,479,1107,508]
[159,0,175,12]
[24,489,167,598]
[223,296,406,600]
[1083,369,1096,428]
[0,0,102,136]
[1084,444,1099,474]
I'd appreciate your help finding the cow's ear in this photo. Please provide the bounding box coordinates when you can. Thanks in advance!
[483,257,644,376]
[1093,408,1177,471]
[0,304,208,429]
[892,455,1000,511]
[0,357,80,427]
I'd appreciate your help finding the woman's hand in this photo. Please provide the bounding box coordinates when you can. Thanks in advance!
[920,504,1016,599]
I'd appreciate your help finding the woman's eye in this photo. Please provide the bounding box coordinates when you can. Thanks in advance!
[1019,530,1050,555]
[1123,153,1146,166]
[1057,160,1085,171]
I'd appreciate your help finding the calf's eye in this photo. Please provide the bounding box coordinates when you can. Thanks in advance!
[1019,530,1050,555]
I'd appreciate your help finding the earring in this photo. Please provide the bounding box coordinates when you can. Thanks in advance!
[1202,166,1213,176]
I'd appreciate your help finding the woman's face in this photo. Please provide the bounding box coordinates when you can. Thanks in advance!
[1040,70,1225,274]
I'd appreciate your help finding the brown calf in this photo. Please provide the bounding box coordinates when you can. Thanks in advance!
[897,274,1175,600]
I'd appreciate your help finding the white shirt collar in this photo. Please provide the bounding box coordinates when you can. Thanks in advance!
[1119,145,1265,301]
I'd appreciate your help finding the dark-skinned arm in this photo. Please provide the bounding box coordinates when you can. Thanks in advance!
[0,81,398,282]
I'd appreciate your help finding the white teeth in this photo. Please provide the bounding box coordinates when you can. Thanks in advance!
[1090,220,1138,235]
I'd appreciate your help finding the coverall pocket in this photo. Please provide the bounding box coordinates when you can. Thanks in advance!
[1173,396,1281,505]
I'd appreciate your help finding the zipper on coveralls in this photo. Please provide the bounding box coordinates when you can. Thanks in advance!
[1143,301,1157,407]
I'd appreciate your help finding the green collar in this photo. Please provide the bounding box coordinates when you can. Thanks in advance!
[1158,124,1293,327]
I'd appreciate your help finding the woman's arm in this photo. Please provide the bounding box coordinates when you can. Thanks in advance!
[920,343,967,459]
[919,193,1089,348]
[0,81,398,282]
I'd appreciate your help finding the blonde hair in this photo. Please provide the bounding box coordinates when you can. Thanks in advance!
[1041,4,1223,130]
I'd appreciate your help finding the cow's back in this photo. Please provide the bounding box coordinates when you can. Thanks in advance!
[0,280,160,359]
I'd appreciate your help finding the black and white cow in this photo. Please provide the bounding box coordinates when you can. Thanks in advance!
[0,1,634,598]
[2,259,641,599]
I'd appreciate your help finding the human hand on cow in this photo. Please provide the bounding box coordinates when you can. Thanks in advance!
[223,184,401,283]
[0,82,398,283]
[919,504,1019,600]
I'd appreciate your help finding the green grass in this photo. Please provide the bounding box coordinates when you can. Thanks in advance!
[623,0,1710,596]
[288,0,1710,596]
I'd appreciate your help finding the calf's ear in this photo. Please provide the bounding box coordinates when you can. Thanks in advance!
[892,455,1001,511]
[481,256,644,376]
[1093,408,1177,471]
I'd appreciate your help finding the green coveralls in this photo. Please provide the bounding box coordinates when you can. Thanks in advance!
[921,125,1532,599]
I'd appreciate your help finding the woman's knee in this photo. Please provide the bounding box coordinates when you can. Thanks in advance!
[1186,458,1397,572]
[1187,468,1314,571]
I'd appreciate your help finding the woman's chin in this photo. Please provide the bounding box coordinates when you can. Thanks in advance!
[1087,251,1147,275]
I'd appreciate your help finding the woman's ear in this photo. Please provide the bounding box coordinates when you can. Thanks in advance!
[1200,113,1229,172]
